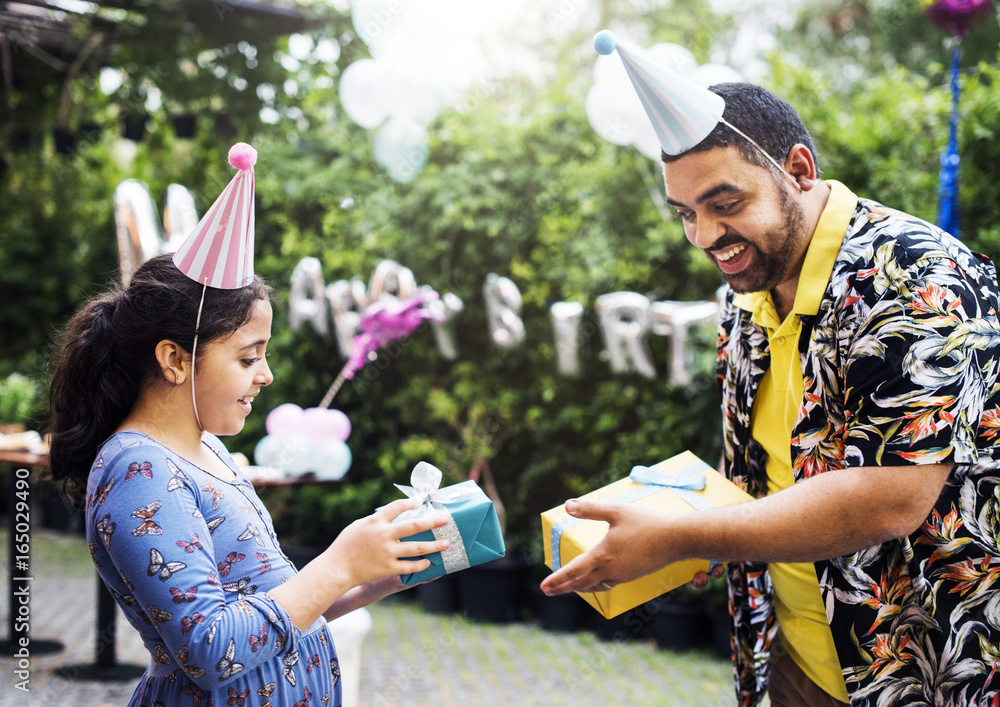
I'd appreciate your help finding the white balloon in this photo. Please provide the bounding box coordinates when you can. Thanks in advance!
[339,59,390,129]
[429,292,464,361]
[373,117,429,183]
[693,63,744,87]
[550,301,584,377]
[647,43,698,75]
[585,86,637,147]
[311,440,352,481]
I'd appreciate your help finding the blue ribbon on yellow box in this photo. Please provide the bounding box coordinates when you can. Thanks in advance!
[541,450,754,619]
[549,459,711,570]
[395,462,506,585]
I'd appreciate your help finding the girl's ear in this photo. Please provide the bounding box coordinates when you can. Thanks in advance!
[154,340,191,386]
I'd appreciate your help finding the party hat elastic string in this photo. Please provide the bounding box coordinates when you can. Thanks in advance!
[190,282,208,431]
[719,118,802,192]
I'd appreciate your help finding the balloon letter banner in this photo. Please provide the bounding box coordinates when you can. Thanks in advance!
[289,257,329,335]
[596,292,657,379]
[651,300,719,386]
[326,279,366,359]
[550,301,585,377]
[429,292,465,361]
[483,273,526,349]
[291,257,718,386]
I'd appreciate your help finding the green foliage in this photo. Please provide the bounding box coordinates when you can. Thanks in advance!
[6,1,1000,563]
[0,373,44,426]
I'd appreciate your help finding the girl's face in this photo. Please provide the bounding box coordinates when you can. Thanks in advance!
[194,298,274,436]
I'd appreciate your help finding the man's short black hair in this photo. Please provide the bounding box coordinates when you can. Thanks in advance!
[661,83,818,174]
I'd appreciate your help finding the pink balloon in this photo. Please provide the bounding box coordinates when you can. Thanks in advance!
[266,403,304,436]
[922,0,993,38]
[301,407,352,444]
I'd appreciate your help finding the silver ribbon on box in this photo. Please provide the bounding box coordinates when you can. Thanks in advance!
[395,462,477,573]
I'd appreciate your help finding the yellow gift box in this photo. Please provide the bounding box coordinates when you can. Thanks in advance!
[541,450,754,619]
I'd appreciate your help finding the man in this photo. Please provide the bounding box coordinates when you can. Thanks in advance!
[542,79,1000,706]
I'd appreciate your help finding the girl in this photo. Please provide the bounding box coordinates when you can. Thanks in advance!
[47,252,449,706]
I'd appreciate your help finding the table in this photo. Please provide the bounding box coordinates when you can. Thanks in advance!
[0,449,64,656]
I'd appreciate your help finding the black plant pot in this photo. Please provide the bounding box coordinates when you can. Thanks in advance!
[534,588,587,632]
[122,114,148,142]
[706,605,731,659]
[172,114,196,139]
[651,599,707,652]
[53,128,77,155]
[459,556,530,623]
[417,573,460,614]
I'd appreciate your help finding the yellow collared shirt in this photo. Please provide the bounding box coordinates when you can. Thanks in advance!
[738,180,858,702]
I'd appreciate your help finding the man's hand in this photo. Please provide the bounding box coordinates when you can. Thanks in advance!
[539,497,682,596]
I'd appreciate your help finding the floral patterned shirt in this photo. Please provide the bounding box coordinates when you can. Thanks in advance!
[717,193,1000,706]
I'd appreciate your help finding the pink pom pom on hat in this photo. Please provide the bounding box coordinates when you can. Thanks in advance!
[173,142,257,289]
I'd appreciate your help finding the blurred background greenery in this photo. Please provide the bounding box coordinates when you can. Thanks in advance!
[2,0,999,565]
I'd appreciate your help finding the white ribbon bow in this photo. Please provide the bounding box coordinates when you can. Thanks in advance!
[395,462,475,574]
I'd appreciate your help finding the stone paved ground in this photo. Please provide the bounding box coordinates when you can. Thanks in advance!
[0,529,738,706]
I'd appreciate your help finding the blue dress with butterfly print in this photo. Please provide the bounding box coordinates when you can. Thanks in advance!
[86,431,341,707]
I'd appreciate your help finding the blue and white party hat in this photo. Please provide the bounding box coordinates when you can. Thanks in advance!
[593,29,723,156]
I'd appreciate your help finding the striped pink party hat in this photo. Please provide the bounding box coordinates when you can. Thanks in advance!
[173,143,257,289]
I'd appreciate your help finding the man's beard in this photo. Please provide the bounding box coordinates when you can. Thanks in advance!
[719,188,807,295]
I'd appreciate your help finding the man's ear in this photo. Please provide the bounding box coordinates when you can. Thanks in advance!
[154,340,191,386]
[784,144,820,191]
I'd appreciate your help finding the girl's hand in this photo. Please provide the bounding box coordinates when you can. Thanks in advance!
[324,498,451,590]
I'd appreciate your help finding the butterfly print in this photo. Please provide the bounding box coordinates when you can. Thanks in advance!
[94,478,114,507]
[206,616,220,644]
[135,610,151,625]
[165,457,188,491]
[146,604,173,625]
[217,551,246,578]
[257,682,276,707]
[118,569,135,591]
[215,638,244,680]
[207,570,219,587]
[282,649,299,686]
[154,643,171,664]
[318,627,328,647]
[221,577,257,600]
[180,612,205,635]
[205,516,226,534]
[330,657,340,685]
[306,653,321,673]
[255,552,271,575]
[182,683,206,707]
[321,693,330,706]
[237,523,264,547]
[169,586,198,604]
[124,461,153,482]
[184,664,206,680]
[131,501,163,537]
[248,623,268,652]
[293,686,312,707]
[174,645,188,665]
[147,548,186,581]
[200,482,224,510]
[176,534,203,553]
[96,514,116,549]
[227,687,249,706]
[109,586,136,607]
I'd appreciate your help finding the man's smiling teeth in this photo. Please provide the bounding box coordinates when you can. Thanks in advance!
[715,243,747,262]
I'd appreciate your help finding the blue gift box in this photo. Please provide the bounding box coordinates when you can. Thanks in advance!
[395,473,506,585]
